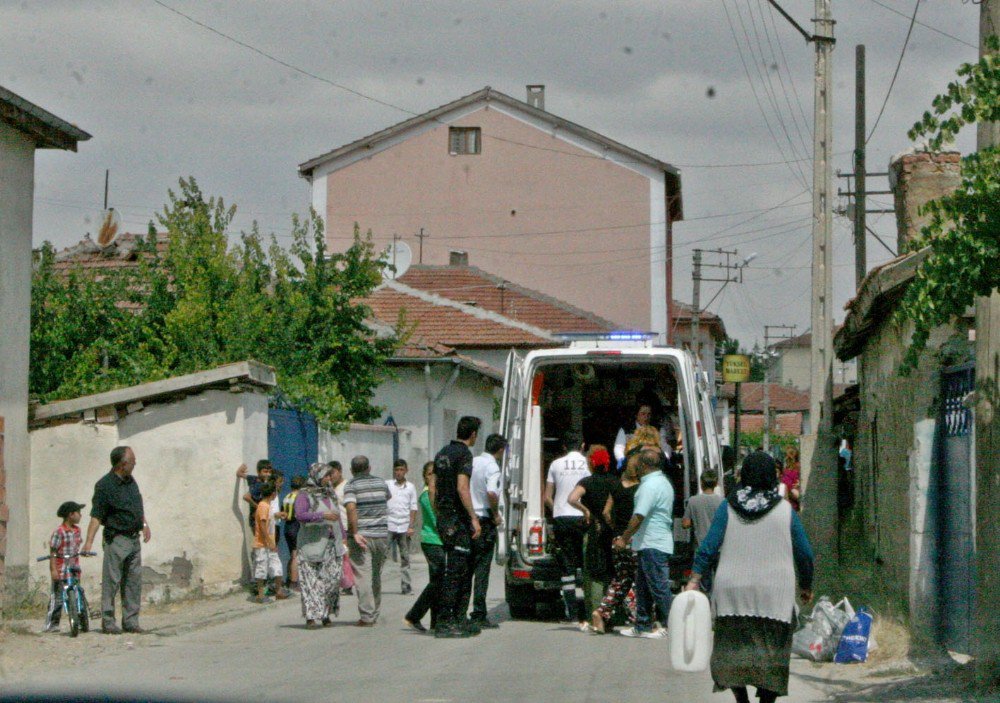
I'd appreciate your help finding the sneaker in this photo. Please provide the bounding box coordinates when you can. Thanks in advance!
[640,627,668,639]
[578,622,593,633]
[434,624,473,639]
[403,617,427,632]
[355,619,375,628]
[620,627,642,638]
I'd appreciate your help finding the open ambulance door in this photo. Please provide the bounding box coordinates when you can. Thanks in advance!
[496,350,525,565]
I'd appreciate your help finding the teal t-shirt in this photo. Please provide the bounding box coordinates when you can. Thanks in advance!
[631,471,675,554]
[419,488,442,546]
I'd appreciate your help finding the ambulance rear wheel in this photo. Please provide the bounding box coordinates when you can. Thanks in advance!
[505,581,535,619]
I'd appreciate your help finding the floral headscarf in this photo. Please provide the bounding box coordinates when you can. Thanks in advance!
[728,451,782,522]
[304,462,335,500]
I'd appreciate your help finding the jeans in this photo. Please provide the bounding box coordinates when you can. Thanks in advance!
[388,532,412,591]
[102,534,142,630]
[634,548,673,632]
[462,518,496,621]
[406,543,445,628]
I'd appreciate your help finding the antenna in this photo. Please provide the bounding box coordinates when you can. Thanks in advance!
[382,240,413,280]
[96,207,122,247]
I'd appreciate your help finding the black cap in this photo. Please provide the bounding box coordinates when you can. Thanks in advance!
[57,501,85,519]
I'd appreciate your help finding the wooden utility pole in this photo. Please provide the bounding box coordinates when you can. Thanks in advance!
[975,0,1000,680]
[691,249,703,359]
[853,45,867,288]
[415,227,428,264]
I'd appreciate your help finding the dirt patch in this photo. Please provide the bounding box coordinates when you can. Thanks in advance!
[0,587,280,684]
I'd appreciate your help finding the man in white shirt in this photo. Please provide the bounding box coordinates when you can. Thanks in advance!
[386,459,418,595]
[544,432,591,625]
[464,433,507,628]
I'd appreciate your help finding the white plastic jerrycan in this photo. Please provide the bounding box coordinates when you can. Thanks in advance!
[668,590,713,672]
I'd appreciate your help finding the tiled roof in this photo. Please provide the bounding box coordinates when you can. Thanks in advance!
[396,264,615,334]
[366,280,557,349]
[719,382,810,413]
[729,412,804,436]
[52,233,168,276]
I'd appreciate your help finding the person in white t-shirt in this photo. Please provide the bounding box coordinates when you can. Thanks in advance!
[386,459,418,595]
[544,432,591,626]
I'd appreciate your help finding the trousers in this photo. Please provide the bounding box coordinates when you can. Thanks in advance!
[348,536,389,624]
[102,534,142,630]
[388,531,412,591]
[405,542,445,628]
[461,518,496,621]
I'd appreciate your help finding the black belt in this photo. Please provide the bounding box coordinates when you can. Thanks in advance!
[105,529,140,541]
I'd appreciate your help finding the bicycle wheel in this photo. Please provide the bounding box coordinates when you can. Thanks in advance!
[66,588,80,637]
[78,590,90,633]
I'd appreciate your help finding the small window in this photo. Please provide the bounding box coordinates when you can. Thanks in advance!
[449,127,481,155]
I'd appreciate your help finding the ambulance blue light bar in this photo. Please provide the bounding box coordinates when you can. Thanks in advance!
[555,331,657,342]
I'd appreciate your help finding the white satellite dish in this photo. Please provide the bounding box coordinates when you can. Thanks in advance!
[96,208,122,248]
[383,240,413,280]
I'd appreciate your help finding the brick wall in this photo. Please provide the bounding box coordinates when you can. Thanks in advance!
[890,151,961,254]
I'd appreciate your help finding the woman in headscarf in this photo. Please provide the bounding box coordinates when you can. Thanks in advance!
[567,445,616,631]
[686,451,814,703]
[293,462,345,629]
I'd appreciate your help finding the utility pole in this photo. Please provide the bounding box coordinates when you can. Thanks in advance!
[691,248,757,372]
[103,169,110,210]
[975,0,1000,681]
[762,325,797,451]
[391,233,401,278]
[415,227,428,264]
[853,44,866,288]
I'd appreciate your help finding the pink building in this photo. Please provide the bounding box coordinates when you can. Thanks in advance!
[299,86,683,340]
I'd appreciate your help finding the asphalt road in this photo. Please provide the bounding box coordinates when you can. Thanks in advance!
[9,558,843,703]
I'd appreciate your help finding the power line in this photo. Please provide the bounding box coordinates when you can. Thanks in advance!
[867,0,921,144]
[866,0,977,49]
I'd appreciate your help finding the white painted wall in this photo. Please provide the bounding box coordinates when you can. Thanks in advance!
[0,121,36,577]
[30,388,270,600]
[318,423,400,483]
[372,364,500,480]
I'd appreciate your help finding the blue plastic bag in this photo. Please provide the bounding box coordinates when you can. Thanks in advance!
[834,607,873,663]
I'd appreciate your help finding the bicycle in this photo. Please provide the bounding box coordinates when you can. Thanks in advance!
[38,550,96,637]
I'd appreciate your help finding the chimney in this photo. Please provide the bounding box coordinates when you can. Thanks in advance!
[889,151,961,253]
[449,250,469,267]
[526,84,545,111]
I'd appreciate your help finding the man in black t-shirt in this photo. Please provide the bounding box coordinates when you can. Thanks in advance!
[432,416,482,638]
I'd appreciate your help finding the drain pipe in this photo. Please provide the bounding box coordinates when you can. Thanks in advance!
[424,361,462,461]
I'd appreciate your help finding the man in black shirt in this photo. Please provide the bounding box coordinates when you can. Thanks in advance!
[432,416,482,638]
[83,446,151,634]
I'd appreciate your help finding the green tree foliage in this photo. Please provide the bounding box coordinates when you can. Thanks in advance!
[30,177,397,428]
[897,36,1000,370]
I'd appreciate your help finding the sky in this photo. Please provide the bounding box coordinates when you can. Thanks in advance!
[1,0,982,347]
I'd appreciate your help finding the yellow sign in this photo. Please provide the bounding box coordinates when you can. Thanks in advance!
[722,354,751,383]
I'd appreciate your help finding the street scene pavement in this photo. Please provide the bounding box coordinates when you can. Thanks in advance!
[2,558,914,703]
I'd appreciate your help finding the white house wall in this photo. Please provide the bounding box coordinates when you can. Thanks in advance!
[0,121,36,577]
[318,424,400,483]
[30,388,270,600]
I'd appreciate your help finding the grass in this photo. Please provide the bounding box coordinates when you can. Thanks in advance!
[1,576,48,622]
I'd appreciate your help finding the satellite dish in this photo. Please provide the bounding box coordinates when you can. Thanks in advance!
[96,208,122,248]
[383,240,413,280]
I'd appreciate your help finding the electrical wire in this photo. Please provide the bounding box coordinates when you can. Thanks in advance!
[867,0,921,144]
[866,0,977,50]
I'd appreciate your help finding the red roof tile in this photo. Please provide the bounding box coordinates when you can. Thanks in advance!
[396,264,615,334]
[51,233,168,276]
[729,412,804,436]
[719,382,810,413]
[366,284,555,349]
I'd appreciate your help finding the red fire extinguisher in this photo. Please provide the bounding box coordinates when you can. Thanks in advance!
[527,520,544,555]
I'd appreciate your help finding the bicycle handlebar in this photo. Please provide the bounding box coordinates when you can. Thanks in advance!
[36,551,97,561]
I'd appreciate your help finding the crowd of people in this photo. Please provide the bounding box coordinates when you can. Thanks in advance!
[45,402,814,702]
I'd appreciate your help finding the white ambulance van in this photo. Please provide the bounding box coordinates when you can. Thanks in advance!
[496,333,724,618]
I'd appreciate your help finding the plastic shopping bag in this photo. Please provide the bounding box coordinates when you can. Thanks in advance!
[792,597,855,662]
[834,607,874,663]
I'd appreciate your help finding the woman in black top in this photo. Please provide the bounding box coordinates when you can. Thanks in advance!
[590,442,642,633]
[567,446,617,630]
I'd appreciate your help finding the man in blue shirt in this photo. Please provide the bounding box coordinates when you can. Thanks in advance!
[612,447,674,638]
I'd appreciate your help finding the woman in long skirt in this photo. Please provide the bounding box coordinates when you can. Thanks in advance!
[686,451,814,703]
[294,463,345,629]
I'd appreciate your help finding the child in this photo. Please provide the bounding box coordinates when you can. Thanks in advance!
[253,481,288,603]
[44,501,86,633]
[237,460,274,528]
[682,470,724,592]
[283,475,307,590]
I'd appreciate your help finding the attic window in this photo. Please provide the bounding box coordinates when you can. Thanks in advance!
[449,127,481,155]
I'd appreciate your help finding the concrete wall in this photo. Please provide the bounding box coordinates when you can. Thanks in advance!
[0,122,36,580]
[854,315,971,635]
[29,388,270,601]
[890,151,961,254]
[371,364,499,483]
[318,423,401,483]
[318,105,661,333]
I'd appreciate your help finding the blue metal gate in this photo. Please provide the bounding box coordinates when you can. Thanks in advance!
[936,362,975,654]
[268,407,318,568]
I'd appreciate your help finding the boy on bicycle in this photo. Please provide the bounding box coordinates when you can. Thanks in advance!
[44,501,85,633]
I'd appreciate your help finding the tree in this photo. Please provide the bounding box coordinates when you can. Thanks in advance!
[897,36,1000,370]
[30,177,398,428]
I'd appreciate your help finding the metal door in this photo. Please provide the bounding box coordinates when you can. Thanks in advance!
[936,362,975,654]
[268,407,318,567]
[496,350,525,564]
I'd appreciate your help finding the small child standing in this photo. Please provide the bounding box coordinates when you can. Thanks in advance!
[44,500,86,633]
[682,470,724,592]
[253,481,288,603]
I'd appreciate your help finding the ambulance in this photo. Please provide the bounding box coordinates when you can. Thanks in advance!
[496,333,724,618]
